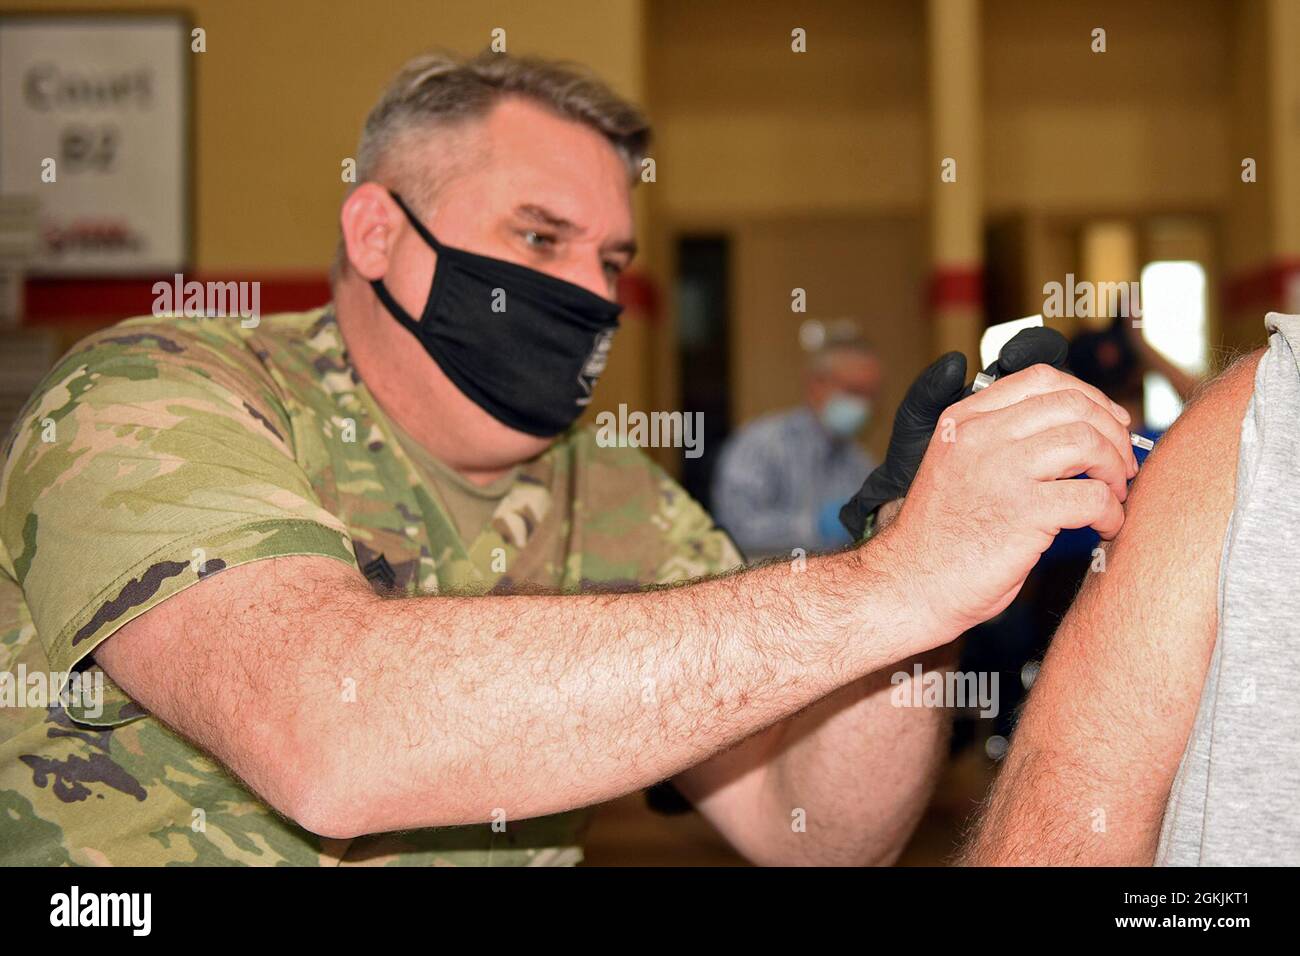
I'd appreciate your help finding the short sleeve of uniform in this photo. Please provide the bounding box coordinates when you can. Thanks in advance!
[0,319,357,723]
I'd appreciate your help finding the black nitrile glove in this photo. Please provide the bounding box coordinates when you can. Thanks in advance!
[989,326,1069,384]
[838,326,1070,540]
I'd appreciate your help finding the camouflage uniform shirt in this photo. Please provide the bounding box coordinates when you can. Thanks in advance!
[0,306,741,865]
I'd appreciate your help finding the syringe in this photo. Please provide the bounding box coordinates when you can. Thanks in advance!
[970,371,1155,451]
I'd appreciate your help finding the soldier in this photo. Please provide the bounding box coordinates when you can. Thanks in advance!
[0,51,1135,865]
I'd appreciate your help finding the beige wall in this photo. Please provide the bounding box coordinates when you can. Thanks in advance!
[983,0,1233,214]
[647,0,927,221]
[731,215,926,460]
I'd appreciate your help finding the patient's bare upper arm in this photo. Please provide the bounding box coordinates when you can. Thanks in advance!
[964,350,1262,865]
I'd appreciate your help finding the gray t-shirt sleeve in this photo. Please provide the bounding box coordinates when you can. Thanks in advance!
[1157,312,1300,866]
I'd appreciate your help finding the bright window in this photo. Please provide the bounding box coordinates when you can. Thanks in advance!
[1138,261,1207,430]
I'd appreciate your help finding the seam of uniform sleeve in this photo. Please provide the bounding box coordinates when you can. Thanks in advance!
[45,516,357,721]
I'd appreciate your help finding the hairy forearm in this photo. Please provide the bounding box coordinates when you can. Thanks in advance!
[674,500,953,866]
[756,644,955,865]
[325,537,932,836]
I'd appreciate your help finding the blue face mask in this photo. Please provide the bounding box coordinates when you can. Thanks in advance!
[819,393,870,438]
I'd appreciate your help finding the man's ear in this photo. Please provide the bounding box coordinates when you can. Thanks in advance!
[340,184,403,281]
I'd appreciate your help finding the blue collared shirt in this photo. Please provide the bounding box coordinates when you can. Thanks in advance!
[711,406,877,561]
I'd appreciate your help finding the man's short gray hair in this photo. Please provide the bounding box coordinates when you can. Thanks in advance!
[804,321,875,376]
[334,49,651,281]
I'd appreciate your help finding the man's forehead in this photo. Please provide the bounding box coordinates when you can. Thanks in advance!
[468,101,633,218]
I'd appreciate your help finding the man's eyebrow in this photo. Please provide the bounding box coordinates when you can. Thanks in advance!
[513,204,637,259]
[515,204,578,233]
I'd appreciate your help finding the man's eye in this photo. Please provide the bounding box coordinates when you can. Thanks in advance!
[522,230,556,249]
[603,260,624,279]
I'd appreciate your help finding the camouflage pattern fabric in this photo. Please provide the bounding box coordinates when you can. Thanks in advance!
[0,306,742,865]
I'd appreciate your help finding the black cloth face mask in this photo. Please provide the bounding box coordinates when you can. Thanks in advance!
[370,190,623,437]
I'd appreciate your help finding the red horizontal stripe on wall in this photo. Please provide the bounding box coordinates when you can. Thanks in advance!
[1222,258,1300,313]
[24,275,333,324]
[25,269,659,325]
[928,266,983,311]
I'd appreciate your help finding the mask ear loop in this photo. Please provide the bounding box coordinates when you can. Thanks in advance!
[368,190,444,337]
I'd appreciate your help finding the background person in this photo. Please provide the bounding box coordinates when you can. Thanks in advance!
[712,331,882,559]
